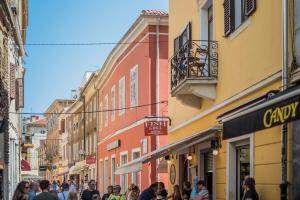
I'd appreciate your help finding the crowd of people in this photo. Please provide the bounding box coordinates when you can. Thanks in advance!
[12,176,259,200]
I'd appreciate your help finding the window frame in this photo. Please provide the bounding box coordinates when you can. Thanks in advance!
[130,65,139,107]
[104,95,108,127]
[111,85,116,121]
[119,76,126,115]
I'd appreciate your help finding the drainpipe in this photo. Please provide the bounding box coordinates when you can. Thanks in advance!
[280,0,289,199]
[156,18,161,183]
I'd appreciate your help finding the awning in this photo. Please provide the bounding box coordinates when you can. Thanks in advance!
[21,159,31,171]
[115,126,219,174]
[69,164,84,175]
[220,85,300,139]
[115,160,142,175]
[142,126,220,163]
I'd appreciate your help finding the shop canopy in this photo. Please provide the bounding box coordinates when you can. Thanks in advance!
[21,159,31,171]
[114,126,220,175]
[219,85,300,139]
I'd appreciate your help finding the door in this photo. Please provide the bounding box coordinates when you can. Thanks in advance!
[200,151,213,200]
[236,145,250,200]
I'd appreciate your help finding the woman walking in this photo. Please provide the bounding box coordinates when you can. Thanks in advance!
[12,181,30,200]
[243,177,259,200]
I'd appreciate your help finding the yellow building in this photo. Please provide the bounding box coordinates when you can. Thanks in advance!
[138,0,299,200]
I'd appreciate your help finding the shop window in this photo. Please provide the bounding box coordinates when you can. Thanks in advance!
[236,145,250,200]
[227,137,253,200]
[120,153,128,193]
[111,157,116,185]
[132,150,141,186]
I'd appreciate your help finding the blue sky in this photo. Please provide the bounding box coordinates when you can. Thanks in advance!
[24,0,168,114]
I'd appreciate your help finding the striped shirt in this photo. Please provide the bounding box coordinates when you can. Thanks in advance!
[198,188,209,200]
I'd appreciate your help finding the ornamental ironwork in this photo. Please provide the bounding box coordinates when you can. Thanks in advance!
[170,40,218,90]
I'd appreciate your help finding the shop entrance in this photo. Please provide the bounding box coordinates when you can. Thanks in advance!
[200,151,213,200]
[179,154,189,189]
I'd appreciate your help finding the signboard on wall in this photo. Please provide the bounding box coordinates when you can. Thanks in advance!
[86,156,96,165]
[107,140,121,151]
[144,120,168,136]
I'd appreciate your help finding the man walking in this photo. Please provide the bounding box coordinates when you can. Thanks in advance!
[33,180,59,200]
[81,180,100,200]
[58,182,70,200]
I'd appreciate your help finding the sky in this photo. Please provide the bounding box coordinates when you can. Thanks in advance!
[24,0,168,114]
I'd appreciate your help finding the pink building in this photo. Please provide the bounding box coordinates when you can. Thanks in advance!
[96,10,168,194]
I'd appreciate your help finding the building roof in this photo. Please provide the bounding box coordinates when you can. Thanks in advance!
[27,118,47,126]
[141,10,168,16]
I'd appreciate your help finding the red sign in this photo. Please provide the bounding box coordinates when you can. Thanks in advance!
[21,159,31,171]
[86,156,96,165]
[144,120,168,136]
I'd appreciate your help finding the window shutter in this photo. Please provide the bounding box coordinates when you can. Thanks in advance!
[223,0,234,37]
[10,64,16,99]
[174,36,180,54]
[15,78,19,109]
[60,119,65,133]
[245,0,256,16]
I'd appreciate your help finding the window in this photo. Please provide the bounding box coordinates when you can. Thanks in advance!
[120,152,128,193]
[104,95,108,127]
[99,160,103,195]
[93,96,97,119]
[119,77,125,115]
[223,0,256,36]
[104,159,109,191]
[174,22,191,54]
[130,66,138,107]
[111,156,116,185]
[99,103,103,130]
[132,149,141,186]
[111,86,116,120]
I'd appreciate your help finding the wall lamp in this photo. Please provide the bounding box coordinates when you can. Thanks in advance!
[211,137,222,156]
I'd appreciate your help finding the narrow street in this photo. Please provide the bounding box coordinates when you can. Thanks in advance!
[0,0,300,200]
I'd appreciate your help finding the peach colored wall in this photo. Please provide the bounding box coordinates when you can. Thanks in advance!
[97,25,168,191]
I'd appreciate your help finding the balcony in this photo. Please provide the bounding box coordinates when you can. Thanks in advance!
[171,40,218,107]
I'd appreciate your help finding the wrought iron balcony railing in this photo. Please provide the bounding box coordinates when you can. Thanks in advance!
[171,40,218,90]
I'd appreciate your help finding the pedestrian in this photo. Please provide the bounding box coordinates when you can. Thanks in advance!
[53,180,59,192]
[138,182,158,200]
[33,180,59,200]
[195,180,209,200]
[67,192,78,200]
[125,184,135,199]
[168,185,182,200]
[92,194,101,200]
[127,185,140,200]
[80,179,85,195]
[102,185,113,200]
[12,180,30,200]
[190,177,199,199]
[28,181,39,200]
[158,182,167,199]
[81,179,100,200]
[182,181,192,200]
[108,185,125,200]
[69,180,76,192]
[243,177,259,200]
[58,182,70,200]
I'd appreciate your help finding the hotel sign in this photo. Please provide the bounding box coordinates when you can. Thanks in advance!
[223,92,300,139]
[144,120,168,136]
[107,140,121,151]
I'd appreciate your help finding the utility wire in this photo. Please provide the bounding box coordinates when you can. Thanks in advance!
[9,100,168,115]
[13,40,169,46]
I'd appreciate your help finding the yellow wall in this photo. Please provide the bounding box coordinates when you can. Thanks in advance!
[168,0,293,199]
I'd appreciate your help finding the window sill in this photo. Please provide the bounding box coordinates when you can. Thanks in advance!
[229,18,252,40]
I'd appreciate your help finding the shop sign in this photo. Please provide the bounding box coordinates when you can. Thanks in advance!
[86,156,96,165]
[107,140,121,151]
[144,120,168,136]
[39,166,47,171]
[223,93,300,139]
[169,164,176,185]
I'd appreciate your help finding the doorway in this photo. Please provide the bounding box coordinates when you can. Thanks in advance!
[200,151,214,200]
